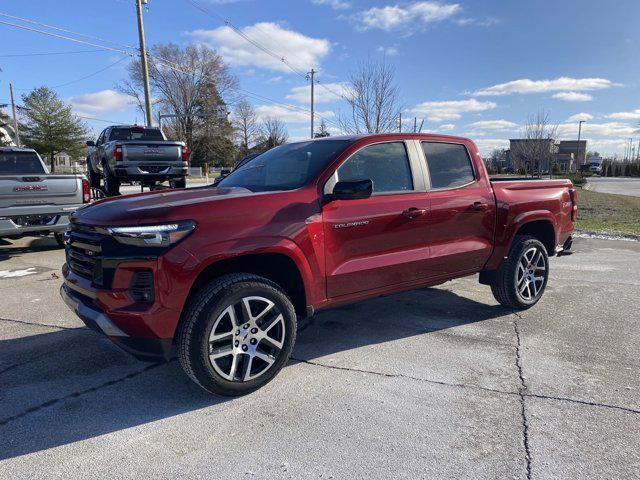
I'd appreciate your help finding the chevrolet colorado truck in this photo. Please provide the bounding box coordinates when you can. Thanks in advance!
[60,133,576,396]
[86,125,189,196]
[0,147,90,245]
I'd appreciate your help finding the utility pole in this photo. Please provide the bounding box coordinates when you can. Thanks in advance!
[308,69,316,138]
[9,83,20,147]
[135,0,153,127]
[398,112,402,133]
[576,120,585,169]
[413,117,417,133]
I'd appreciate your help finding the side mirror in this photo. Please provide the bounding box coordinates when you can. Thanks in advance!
[329,179,373,201]
[220,168,231,178]
[86,140,95,147]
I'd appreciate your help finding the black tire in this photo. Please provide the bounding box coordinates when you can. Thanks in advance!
[490,235,549,310]
[102,161,120,196]
[177,273,297,396]
[87,160,100,188]
[170,177,187,189]
[53,232,65,248]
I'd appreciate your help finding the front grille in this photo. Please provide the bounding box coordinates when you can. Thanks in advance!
[66,224,105,283]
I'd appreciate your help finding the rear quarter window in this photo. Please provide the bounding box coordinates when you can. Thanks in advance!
[0,152,46,175]
[422,142,475,189]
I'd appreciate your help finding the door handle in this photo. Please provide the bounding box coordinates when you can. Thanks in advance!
[402,207,427,218]
[470,202,489,211]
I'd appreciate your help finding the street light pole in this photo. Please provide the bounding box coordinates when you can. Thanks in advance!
[576,120,585,171]
[9,83,20,147]
[135,0,153,127]
[308,69,315,139]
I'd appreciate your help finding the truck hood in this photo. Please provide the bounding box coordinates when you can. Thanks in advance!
[72,186,258,226]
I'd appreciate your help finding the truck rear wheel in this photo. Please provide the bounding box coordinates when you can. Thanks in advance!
[490,235,549,310]
[177,273,297,396]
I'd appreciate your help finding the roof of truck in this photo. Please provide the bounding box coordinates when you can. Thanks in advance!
[301,133,474,143]
[0,146,37,152]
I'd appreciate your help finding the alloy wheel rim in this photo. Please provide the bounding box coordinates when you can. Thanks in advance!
[516,246,546,302]
[208,296,285,382]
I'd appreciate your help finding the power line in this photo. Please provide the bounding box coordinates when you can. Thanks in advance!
[0,12,137,51]
[0,49,109,58]
[0,11,341,130]
[0,19,133,55]
[183,0,308,79]
[14,56,130,91]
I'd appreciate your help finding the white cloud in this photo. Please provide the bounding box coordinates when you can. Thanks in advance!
[556,121,639,138]
[467,119,518,130]
[255,105,335,124]
[311,0,351,10]
[567,113,594,122]
[377,45,399,56]
[436,123,455,131]
[287,83,349,104]
[69,90,131,114]
[469,138,510,155]
[455,17,500,27]
[190,22,331,73]
[606,109,640,120]
[552,91,593,102]
[473,77,618,96]
[354,1,460,32]
[408,98,496,122]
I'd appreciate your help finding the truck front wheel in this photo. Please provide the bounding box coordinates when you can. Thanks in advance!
[177,273,297,396]
[170,177,187,189]
[87,160,100,188]
[490,235,549,310]
[102,161,120,196]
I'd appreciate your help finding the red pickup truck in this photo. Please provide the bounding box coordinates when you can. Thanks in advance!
[60,134,576,396]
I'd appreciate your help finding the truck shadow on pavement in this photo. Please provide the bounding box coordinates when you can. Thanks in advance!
[0,285,506,460]
[0,236,63,261]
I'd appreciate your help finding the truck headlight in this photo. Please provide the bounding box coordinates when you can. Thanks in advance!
[108,221,196,247]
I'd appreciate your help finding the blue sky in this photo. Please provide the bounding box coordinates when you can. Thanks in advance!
[1,0,639,156]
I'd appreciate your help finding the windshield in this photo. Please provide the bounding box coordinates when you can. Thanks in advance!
[218,140,351,192]
[109,127,165,142]
[0,151,47,175]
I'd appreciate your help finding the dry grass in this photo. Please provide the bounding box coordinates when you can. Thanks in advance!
[576,188,640,236]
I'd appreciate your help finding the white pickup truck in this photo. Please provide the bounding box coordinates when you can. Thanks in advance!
[0,147,90,246]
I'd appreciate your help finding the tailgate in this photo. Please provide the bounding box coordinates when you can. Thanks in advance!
[123,142,182,163]
[0,175,81,209]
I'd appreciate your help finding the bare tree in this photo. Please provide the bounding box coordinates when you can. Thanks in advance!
[338,57,401,134]
[233,100,260,156]
[260,117,288,149]
[119,43,238,165]
[511,111,558,177]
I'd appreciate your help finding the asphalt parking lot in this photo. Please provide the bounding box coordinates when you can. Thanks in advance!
[0,236,638,479]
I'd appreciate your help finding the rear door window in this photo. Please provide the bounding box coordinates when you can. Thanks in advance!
[337,142,414,193]
[422,142,475,189]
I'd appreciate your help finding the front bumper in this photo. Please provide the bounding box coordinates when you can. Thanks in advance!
[60,284,174,362]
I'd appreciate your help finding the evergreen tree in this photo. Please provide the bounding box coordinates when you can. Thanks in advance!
[21,87,87,173]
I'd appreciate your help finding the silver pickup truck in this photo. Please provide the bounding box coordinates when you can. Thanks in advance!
[86,125,189,196]
[0,147,89,246]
